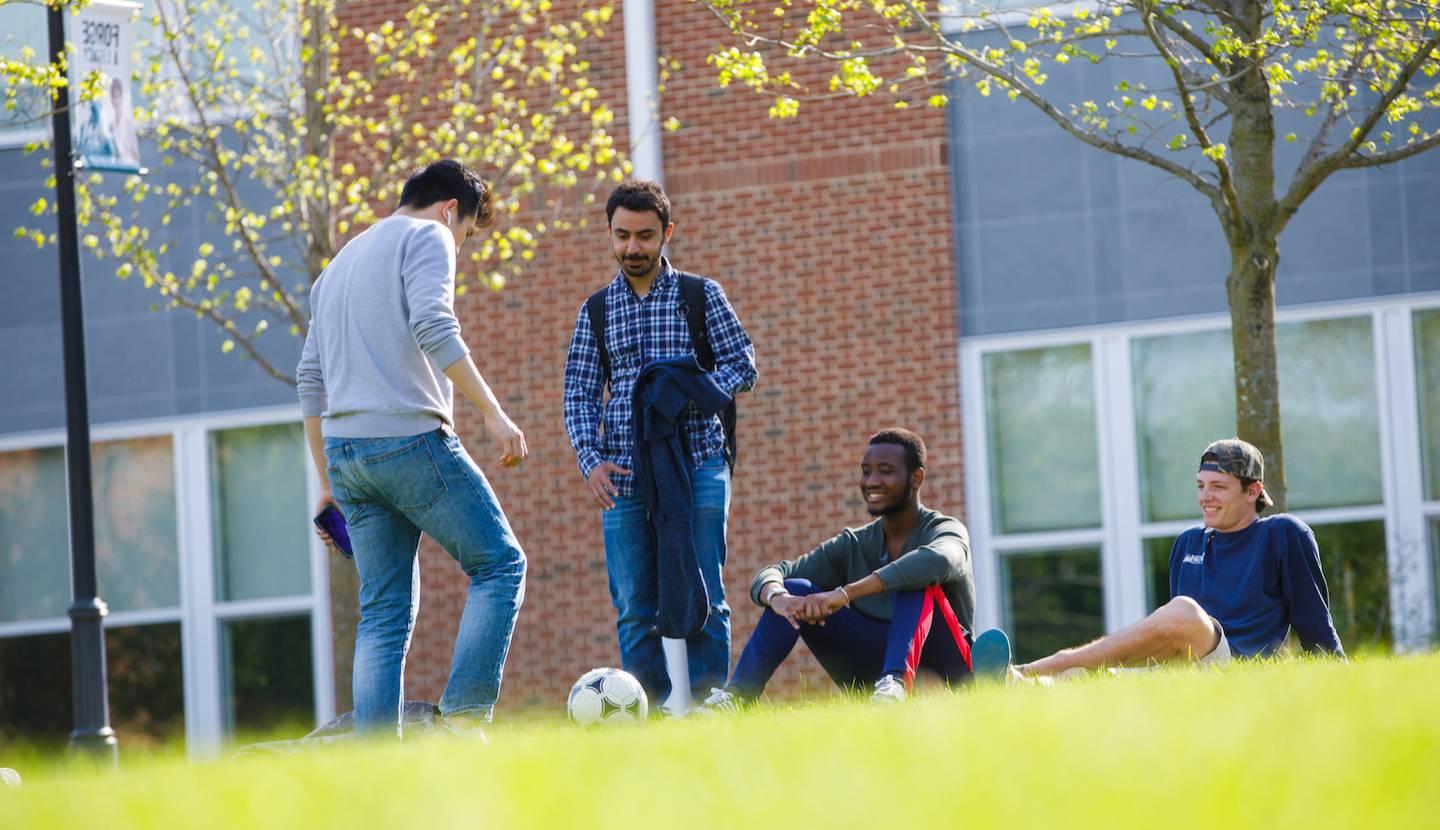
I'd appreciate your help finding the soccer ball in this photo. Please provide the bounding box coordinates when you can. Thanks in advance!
[567,667,648,726]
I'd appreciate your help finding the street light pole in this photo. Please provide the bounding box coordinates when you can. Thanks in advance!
[47,1,118,762]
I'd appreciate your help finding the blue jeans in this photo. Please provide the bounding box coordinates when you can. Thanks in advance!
[729,578,972,698]
[324,427,526,737]
[602,454,731,701]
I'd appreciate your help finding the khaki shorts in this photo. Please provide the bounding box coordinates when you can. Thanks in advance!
[1196,616,1232,666]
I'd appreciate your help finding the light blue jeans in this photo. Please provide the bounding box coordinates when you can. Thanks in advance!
[601,454,731,702]
[324,427,526,737]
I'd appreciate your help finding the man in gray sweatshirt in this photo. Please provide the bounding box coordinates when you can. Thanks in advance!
[297,160,528,737]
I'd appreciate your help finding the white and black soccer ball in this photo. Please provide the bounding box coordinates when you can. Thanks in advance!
[567,667,648,726]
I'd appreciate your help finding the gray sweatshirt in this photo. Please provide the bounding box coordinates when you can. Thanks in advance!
[296,215,470,438]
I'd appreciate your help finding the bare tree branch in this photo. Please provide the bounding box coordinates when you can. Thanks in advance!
[1339,129,1440,169]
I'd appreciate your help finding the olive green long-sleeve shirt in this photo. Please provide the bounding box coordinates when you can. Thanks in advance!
[749,506,974,631]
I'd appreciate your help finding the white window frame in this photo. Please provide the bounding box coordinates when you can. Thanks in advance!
[962,291,1440,651]
[0,403,332,757]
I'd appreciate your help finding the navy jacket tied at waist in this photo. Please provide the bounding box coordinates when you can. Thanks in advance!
[631,355,733,639]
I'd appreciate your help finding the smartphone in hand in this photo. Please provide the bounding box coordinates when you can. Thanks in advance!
[313,504,354,558]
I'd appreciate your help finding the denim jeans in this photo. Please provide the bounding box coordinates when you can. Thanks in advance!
[601,454,731,701]
[324,427,526,737]
[728,578,972,699]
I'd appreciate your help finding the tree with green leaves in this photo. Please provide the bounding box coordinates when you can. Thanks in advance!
[3,0,626,713]
[5,0,627,385]
[703,0,1440,510]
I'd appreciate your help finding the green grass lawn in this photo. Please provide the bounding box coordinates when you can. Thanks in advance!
[3,653,1438,829]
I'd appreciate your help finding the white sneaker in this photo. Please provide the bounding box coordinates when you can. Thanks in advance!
[695,687,743,715]
[871,674,907,704]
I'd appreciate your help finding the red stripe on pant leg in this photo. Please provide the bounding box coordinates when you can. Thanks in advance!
[928,585,973,671]
[903,590,935,690]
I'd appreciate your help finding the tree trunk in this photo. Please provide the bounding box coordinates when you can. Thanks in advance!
[1226,236,1288,512]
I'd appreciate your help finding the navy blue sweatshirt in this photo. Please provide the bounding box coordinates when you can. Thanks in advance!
[631,355,733,639]
[1169,514,1345,658]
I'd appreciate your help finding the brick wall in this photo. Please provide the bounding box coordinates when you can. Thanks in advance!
[342,0,964,715]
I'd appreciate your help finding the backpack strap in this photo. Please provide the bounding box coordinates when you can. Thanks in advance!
[585,285,610,389]
[677,273,714,371]
[678,272,737,469]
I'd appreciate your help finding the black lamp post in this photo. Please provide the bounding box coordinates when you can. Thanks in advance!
[47,1,118,762]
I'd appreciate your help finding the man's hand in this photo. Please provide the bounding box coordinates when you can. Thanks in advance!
[767,593,805,630]
[484,409,528,468]
[313,489,339,548]
[796,590,849,625]
[586,461,631,509]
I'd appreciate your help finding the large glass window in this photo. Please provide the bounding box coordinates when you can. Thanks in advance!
[1132,330,1234,522]
[1001,547,1105,664]
[1310,521,1391,653]
[221,615,314,738]
[0,439,180,623]
[210,423,310,602]
[0,623,185,750]
[94,437,180,612]
[1131,316,1380,518]
[0,2,48,134]
[1416,310,1440,500]
[0,448,69,622]
[1144,535,1179,612]
[1277,317,1382,509]
[984,344,1100,533]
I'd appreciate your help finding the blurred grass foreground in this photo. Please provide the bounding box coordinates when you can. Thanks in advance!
[2,653,1438,829]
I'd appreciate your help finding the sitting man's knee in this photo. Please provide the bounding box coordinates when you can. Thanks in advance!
[781,578,819,596]
[1157,596,1219,657]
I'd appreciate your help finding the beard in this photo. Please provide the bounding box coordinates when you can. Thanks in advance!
[866,476,915,517]
[618,252,656,276]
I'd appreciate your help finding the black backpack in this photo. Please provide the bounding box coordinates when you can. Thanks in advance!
[586,272,738,469]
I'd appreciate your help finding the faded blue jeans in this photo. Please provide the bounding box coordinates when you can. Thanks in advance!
[602,454,731,702]
[324,426,526,737]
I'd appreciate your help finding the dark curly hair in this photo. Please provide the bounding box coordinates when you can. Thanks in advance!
[398,160,494,227]
[869,428,927,472]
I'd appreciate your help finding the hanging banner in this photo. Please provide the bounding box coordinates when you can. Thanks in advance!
[71,0,142,173]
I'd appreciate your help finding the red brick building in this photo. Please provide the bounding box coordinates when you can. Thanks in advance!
[356,0,965,711]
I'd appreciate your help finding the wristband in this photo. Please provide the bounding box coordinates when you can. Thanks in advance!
[763,584,787,608]
[836,585,851,607]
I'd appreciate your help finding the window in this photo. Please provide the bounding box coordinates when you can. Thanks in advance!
[1131,316,1380,518]
[221,615,314,739]
[984,344,1100,533]
[210,423,310,602]
[0,2,48,135]
[1143,535,1178,612]
[1132,330,1234,522]
[0,622,184,750]
[1002,547,1105,664]
[964,298,1434,650]
[1416,309,1440,501]
[1310,521,1391,653]
[0,437,179,623]
[0,410,327,754]
[1276,317,1382,510]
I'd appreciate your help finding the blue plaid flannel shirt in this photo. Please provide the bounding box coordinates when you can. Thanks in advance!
[564,259,757,498]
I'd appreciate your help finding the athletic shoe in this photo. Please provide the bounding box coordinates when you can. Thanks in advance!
[695,687,744,715]
[971,628,1013,681]
[870,674,907,704]
[440,713,490,743]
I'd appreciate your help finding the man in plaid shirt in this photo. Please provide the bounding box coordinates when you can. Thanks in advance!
[563,180,757,707]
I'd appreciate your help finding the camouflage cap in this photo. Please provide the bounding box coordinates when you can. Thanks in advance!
[1199,438,1273,510]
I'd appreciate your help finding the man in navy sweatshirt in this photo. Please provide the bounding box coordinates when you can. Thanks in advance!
[1012,438,1344,678]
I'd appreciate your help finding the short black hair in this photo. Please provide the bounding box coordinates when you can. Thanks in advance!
[398,160,493,226]
[869,428,926,472]
[606,179,670,228]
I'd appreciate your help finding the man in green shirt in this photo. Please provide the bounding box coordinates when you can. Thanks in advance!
[699,429,976,708]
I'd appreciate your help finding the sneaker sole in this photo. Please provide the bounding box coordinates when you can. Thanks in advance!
[971,628,1012,681]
